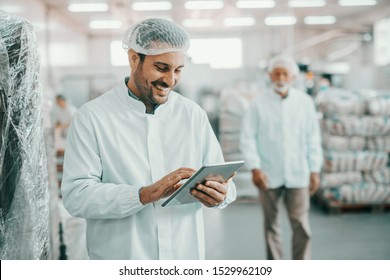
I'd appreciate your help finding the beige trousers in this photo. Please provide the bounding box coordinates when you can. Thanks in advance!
[260,186,311,260]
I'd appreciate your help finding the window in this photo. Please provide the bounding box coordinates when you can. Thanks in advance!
[188,38,242,69]
[110,40,128,66]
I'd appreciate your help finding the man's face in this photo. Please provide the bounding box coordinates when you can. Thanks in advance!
[131,51,185,110]
[269,67,294,94]
[56,99,66,108]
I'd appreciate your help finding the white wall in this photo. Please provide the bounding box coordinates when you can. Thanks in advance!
[1,0,388,107]
[0,0,90,105]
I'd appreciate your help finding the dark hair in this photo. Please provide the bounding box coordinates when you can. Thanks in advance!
[138,53,146,62]
[56,95,66,101]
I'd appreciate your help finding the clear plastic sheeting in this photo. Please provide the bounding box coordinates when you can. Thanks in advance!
[0,11,49,259]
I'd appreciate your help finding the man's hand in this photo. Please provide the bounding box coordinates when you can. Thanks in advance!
[139,167,196,205]
[191,181,228,207]
[191,172,236,207]
[252,169,268,191]
[309,172,320,196]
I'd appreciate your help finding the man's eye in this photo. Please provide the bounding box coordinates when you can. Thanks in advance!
[157,67,168,71]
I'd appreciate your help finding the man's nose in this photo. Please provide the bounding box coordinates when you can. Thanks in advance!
[163,71,176,88]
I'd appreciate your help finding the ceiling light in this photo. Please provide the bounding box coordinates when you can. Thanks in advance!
[182,19,213,27]
[68,3,109,12]
[338,0,377,6]
[185,1,224,10]
[236,0,275,9]
[132,1,172,11]
[265,16,297,26]
[89,20,122,29]
[288,0,326,8]
[304,16,336,25]
[223,17,256,26]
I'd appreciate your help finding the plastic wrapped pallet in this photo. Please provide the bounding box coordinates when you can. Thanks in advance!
[0,11,49,259]
[317,88,390,207]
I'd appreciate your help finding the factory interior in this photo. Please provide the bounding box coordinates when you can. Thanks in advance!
[0,0,389,267]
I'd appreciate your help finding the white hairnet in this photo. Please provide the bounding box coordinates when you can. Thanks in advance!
[122,18,190,55]
[268,54,299,76]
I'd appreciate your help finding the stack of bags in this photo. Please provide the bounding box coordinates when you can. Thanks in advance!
[317,88,390,205]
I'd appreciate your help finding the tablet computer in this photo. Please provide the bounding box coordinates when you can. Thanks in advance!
[161,160,244,207]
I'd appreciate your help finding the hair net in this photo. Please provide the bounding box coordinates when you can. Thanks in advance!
[268,54,299,76]
[122,18,190,55]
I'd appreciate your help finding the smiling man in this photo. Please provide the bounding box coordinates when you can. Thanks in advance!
[61,18,236,260]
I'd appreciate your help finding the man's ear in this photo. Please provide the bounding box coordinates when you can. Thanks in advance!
[128,49,139,68]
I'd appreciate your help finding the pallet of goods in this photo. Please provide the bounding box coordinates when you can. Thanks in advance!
[315,88,390,213]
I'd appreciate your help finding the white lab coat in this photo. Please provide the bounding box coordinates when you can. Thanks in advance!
[61,79,236,260]
[240,87,323,188]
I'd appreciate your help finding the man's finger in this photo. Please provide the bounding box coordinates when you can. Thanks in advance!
[202,180,227,194]
[191,189,220,207]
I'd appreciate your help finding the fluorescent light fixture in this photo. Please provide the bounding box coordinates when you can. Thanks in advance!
[236,0,275,9]
[185,1,224,10]
[182,19,213,27]
[338,0,377,6]
[132,1,172,11]
[288,0,326,8]
[304,16,336,25]
[265,16,297,26]
[68,3,109,12]
[223,17,256,26]
[89,20,122,29]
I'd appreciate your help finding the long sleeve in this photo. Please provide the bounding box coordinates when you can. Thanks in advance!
[306,99,323,173]
[239,103,261,171]
[61,111,144,219]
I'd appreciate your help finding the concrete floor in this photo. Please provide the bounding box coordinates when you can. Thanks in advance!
[58,198,390,260]
[204,199,390,260]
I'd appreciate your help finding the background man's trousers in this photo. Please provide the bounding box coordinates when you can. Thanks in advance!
[260,186,311,260]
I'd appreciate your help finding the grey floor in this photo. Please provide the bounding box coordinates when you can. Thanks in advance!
[204,198,390,260]
[58,198,390,260]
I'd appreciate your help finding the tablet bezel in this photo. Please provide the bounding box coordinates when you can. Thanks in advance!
[161,160,244,207]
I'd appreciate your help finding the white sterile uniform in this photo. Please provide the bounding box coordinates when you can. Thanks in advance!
[240,87,323,188]
[61,78,236,260]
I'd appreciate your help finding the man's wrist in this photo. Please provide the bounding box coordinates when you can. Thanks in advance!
[252,168,262,175]
[138,187,147,205]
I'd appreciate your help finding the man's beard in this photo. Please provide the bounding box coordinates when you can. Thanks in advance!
[272,81,290,94]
